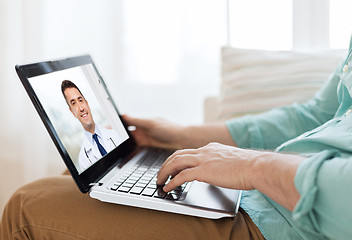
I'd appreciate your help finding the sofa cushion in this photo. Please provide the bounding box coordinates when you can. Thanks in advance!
[216,47,346,121]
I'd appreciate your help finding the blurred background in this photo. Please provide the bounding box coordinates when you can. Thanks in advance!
[1,0,352,216]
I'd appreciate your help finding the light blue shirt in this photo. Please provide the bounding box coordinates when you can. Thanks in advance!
[226,38,352,239]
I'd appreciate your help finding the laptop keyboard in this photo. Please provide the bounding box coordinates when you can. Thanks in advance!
[110,149,188,200]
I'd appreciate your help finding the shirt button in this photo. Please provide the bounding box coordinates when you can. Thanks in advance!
[345,109,352,116]
[343,64,349,72]
[303,132,311,137]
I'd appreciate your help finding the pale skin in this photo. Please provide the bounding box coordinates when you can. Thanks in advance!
[63,87,96,134]
[123,115,304,212]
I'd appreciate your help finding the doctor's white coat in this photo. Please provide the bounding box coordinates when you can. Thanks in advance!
[77,126,122,173]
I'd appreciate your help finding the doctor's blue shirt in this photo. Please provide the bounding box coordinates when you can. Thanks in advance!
[226,39,352,239]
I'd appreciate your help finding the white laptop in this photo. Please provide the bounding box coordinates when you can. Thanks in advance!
[16,55,241,219]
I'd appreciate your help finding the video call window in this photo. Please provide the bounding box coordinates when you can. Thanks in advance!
[29,64,129,174]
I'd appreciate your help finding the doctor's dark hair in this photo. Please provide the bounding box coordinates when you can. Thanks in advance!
[61,80,85,104]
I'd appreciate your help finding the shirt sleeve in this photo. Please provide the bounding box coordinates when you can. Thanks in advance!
[293,150,352,240]
[226,61,343,150]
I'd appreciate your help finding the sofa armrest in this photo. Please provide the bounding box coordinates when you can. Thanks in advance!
[203,96,220,123]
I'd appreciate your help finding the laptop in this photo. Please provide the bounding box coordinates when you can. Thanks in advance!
[15,55,241,219]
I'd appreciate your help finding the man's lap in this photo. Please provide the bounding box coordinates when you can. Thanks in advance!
[0,176,264,240]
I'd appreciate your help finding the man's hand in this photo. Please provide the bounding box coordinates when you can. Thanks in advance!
[123,115,236,150]
[122,115,186,150]
[156,142,257,192]
[157,142,305,211]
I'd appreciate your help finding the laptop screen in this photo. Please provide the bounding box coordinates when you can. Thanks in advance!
[28,63,129,174]
[16,55,137,193]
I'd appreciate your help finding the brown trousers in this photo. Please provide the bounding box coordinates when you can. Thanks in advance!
[0,176,264,240]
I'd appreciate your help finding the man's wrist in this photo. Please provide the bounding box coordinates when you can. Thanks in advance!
[181,125,197,149]
[248,151,304,211]
[247,151,274,190]
[181,124,236,149]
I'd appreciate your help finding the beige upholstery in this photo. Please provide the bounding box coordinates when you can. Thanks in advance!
[204,47,345,123]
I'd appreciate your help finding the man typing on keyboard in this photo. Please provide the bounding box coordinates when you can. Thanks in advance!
[2,44,352,240]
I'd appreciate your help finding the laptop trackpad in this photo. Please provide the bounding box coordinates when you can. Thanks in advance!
[182,181,239,212]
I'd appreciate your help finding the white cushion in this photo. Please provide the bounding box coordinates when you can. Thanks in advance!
[216,47,346,121]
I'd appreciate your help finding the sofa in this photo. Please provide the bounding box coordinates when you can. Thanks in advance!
[204,47,345,123]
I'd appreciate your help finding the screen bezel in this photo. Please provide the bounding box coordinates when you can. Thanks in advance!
[15,55,137,193]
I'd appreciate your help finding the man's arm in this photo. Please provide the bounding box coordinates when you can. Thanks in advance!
[226,62,342,151]
[123,115,237,149]
[123,115,304,210]
[293,152,352,239]
[250,151,303,211]
[156,143,304,211]
[183,124,237,148]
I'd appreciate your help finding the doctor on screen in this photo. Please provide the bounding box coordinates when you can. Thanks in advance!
[61,80,121,172]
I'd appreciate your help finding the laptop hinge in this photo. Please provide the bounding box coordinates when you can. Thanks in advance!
[89,182,103,187]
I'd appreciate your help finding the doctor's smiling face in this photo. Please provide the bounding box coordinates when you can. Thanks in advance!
[61,80,95,134]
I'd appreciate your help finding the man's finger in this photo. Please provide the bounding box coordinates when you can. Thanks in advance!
[157,154,198,185]
[159,148,198,172]
[157,149,199,180]
[163,168,197,192]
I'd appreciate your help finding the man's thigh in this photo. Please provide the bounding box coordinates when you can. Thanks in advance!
[0,176,264,240]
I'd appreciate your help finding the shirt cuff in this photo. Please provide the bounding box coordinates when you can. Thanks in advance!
[293,150,341,234]
[226,115,265,149]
